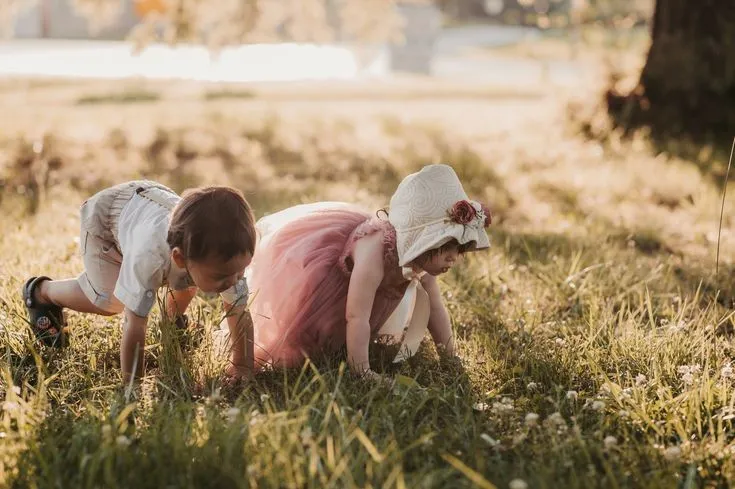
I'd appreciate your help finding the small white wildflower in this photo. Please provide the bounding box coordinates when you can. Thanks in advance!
[598,384,612,396]
[566,390,578,401]
[473,402,490,412]
[525,412,540,427]
[491,398,514,416]
[116,435,131,447]
[555,338,566,346]
[526,382,539,392]
[677,365,702,386]
[547,412,565,425]
[509,478,528,489]
[480,434,500,447]
[604,436,617,449]
[722,363,734,380]
[0,432,6,439]
[2,401,19,412]
[300,427,313,445]
[225,407,240,423]
[249,409,263,426]
[635,374,648,386]
[621,388,633,401]
[664,446,681,461]
[11,386,20,395]
[260,393,270,402]
[592,401,606,411]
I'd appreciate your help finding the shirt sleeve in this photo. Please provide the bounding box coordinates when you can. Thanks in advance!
[219,276,249,308]
[114,243,166,317]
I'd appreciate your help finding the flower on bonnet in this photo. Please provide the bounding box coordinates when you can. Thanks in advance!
[480,203,492,227]
[448,200,492,228]
[448,200,477,225]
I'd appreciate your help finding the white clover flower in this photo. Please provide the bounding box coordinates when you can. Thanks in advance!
[721,363,734,380]
[249,409,263,426]
[547,412,565,425]
[635,374,648,386]
[116,435,131,447]
[260,393,271,402]
[566,390,578,401]
[678,365,701,386]
[300,427,313,445]
[526,382,539,392]
[509,478,528,489]
[525,412,540,427]
[492,398,515,416]
[555,338,566,346]
[473,402,490,412]
[2,401,19,413]
[592,400,606,411]
[225,407,240,423]
[604,436,617,449]
[664,446,681,461]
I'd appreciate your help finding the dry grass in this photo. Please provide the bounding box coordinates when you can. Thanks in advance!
[2,70,735,489]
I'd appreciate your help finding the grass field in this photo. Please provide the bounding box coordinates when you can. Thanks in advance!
[2,53,735,489]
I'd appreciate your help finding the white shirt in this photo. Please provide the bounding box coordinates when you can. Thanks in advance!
[113,186,249,317]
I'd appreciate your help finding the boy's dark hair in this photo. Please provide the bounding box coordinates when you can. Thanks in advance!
[167,186,256,261]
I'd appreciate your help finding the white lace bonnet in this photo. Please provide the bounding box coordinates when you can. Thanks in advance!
[388,164,491,267]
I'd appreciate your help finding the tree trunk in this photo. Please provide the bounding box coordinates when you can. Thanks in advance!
[607,0,735,142]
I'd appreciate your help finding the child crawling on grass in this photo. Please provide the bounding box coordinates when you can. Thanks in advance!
[22,180,256,384]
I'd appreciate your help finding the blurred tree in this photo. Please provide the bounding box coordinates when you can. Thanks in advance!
[607,0,735,144]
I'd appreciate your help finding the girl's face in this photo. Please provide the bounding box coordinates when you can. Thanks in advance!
[414,241,463,276]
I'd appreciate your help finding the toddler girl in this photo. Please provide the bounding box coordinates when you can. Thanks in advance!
[246,164,491,377]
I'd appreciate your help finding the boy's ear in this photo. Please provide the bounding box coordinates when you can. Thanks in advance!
[171,247,187,268]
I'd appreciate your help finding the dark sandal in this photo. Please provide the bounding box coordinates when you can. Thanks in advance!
[22,276,67,348]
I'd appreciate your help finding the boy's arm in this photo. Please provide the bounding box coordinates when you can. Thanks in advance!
[121,307,149,384]
[224,301,254,379]
[165,287,198,324]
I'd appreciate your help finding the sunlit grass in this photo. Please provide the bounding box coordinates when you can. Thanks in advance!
[2,76,735,488]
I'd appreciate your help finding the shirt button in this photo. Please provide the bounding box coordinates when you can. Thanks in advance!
[146,291,153,298]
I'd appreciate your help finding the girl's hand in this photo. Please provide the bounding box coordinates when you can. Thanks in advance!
[224,360,253,383]
[360,369,394,386]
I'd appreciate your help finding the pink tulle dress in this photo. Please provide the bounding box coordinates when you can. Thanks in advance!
[246,202,411,369]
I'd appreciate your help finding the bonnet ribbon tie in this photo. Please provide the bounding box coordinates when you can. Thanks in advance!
[376,267,431,363]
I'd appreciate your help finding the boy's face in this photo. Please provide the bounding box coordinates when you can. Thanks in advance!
[173,249,252,294]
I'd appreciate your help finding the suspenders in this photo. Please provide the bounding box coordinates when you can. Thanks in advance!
[135,185,178,211]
